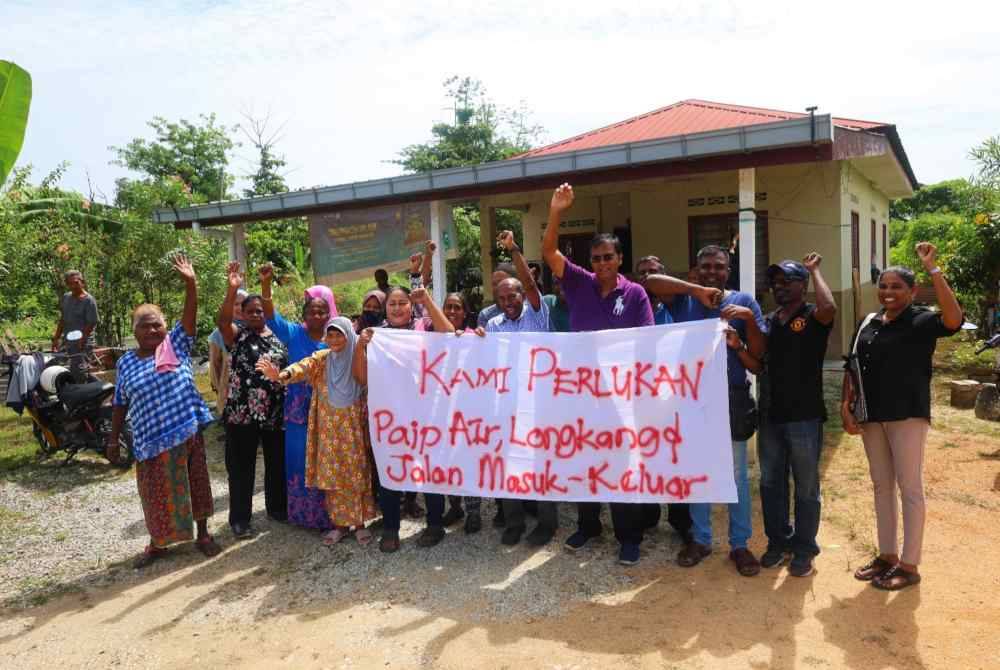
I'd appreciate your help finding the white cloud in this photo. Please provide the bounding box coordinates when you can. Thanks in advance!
[4,0,999,198]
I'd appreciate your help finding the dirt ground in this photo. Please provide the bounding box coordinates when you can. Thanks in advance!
[1,375,999,670]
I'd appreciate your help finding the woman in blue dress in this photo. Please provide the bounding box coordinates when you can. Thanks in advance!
[260,263,337,530]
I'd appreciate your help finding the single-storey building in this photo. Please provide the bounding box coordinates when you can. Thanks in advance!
[155,99,917,359]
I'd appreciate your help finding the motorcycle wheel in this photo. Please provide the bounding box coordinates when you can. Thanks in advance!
[33,422,59,457]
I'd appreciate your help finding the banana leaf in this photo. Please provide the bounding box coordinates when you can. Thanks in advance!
[0,61,32,187]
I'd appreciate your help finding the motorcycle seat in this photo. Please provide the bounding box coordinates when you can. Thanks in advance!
[58,381,114,412]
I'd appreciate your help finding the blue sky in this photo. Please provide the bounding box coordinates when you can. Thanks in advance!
[4,0,998,200]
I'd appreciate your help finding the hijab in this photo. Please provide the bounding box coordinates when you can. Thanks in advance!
[305,285,338,320]
[360,289,386,330]
[324,317,361,408]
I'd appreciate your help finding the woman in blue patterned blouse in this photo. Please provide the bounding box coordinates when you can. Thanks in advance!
[108,255,221,569]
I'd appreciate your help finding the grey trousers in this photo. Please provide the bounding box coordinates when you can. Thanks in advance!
[861,418,929,565]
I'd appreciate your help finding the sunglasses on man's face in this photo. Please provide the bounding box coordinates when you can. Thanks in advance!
[590,253,617,264]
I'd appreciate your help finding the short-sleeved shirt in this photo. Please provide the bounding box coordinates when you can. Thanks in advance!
[60,292,99,346]
[476,303,501,329]
[851,305,960,422]
[267,311,327,425]
[113,323,214,462]
[761,303,832,423]
[542,294,571,333]
[222,326,288,429]
[671,291,765,387]
[559,260,654,332]
[653,302,674,325]
[486,298,550,333]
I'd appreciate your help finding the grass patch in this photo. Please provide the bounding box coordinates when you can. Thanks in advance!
[0,412,39,473]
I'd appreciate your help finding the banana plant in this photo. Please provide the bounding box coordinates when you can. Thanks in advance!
[0,61,32,187]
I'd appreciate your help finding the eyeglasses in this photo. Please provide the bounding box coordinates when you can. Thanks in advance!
[590,253,617,264]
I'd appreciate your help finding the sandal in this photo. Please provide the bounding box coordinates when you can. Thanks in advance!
[729,548,761,577]
[854,556,894,581]
[355,528,374,546]
[196,535,222,558]
[133,544,168,570]
[379,531,400,553]
[872,565,921,591]
[322,528,348,546]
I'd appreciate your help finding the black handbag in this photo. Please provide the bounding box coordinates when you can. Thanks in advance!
[728,381,758,441]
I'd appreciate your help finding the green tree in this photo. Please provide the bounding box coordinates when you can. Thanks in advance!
[393,77,543,296]
[237,112,310,274]
[889,178,970,221]
[110,113,237,203]
[890,142,1000,331]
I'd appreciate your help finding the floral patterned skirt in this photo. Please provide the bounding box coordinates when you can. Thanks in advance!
[305,400,377,527]
[136,433,214,548]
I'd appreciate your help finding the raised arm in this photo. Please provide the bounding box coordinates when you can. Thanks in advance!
[411,287,455,333]
[421,240,435,289]
[217,261,243,347]
[259,263,276,320]
[353,328,373,385]
[497,230,541,310]
[803,253,836,325]
[916,242,963,330]
[172,255,198,336]
[643,273,722,309]
[542,183,574,279]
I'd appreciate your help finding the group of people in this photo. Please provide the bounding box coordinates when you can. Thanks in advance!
[105,183,962,591]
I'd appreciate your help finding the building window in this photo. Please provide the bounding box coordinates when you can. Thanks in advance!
[851,211,860,271]
[688,212,769,296]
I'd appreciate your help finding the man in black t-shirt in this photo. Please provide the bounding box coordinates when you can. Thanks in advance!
[758,253,836,578]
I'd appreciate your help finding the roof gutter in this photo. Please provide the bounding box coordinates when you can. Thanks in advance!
[154,114,834,227]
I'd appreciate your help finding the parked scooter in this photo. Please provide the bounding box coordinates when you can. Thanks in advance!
[16,331,133,467]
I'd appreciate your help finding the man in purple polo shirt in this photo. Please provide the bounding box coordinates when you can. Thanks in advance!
[542,182,654,566]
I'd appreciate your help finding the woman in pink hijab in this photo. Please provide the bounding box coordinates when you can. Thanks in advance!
[260,263,339,530]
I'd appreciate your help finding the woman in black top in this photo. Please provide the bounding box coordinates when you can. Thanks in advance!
[842,242,962,590]
[218,262,290,538]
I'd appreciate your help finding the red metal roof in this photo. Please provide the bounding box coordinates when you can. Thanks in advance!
[520,99,888,158]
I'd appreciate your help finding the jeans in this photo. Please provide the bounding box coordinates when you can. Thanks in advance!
[690,440,752,550]
[758,419,823,557]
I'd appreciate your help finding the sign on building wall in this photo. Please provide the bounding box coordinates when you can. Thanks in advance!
[366,321,737,503]
[309,202,456,285]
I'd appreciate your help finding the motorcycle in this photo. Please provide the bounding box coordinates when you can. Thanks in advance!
[10,330,134,467]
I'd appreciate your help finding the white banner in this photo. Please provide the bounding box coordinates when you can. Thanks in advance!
[366,320,736,503]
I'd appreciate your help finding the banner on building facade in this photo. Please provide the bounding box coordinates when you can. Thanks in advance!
[366,320,736,503]
[309,202,457,285]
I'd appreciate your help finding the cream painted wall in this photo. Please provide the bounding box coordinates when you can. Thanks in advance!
[478,160,899,358]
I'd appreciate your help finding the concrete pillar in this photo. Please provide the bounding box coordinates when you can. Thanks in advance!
[230,223,248,267]
[738,168,756,296]
[429,201,449,305]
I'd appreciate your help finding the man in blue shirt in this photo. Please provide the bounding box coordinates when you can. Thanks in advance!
[642,244,766,577]
[487,230,556,546]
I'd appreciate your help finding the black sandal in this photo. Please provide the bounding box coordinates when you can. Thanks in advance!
[872,565,921,591]
[854,556,894,581]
